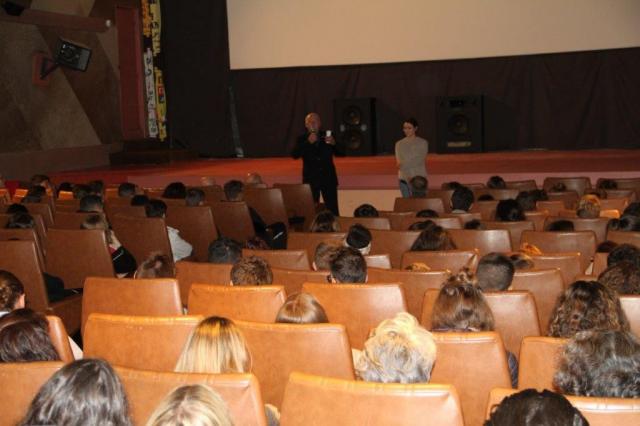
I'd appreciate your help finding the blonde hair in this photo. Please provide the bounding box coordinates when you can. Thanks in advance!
[577,194,601,219]
[146,384,233,426]
[275,292,329,324]
[355,312,436,384]
[175,317,250,374]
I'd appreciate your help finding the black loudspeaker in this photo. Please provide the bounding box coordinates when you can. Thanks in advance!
[55,38,92,72]
[436,95,484,154]
[333,98,377,156]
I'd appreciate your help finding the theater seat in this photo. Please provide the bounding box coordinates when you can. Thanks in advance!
[379,211,418,230]
[273,183,316,231]
[607,230,640,248]
[517,336,567,390]
[46,315,75,363]
[175,261,233,304]
[166,205,218,262]
[520,230,596,273]
[369,229,421,269]
[236,321,355,408]
[543,177,592,196]
[397,215,463,231]
[210,201,256,244]
[620,295,640,337]
[447,229,512,255]
[280,372,464,426]
[242,248,310,270]
[511,269,565,333]
[116,367,267,426]
[287,232,346,260]
[545,216,610,244]
[364,254,392,269]
[530,252,582,287]
[110,216,174,266]
[337,216,391,231]
[482,220,535,249]
[244,187,290,230]
[401,249,480,272]
[394,197,446,214]
[469,200,499,220]
[270,267,327,296]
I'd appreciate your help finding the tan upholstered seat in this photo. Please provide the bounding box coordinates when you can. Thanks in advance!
[0,240,82,334]
[110,215,175,265]
[116,367,268,426]
[536,200,565,215]
[487,388,640,426]
[447,229,513,255]
[244,187,290,229]
[397,215,463,231]
[543,177,592,196]
[401,249,480,272]
[104,204,147,219]
[287,231,346,260]
[21,202,54,227]
[188,284,286,323]
[511,269,565,333]
[607,230,640,248]
[0,212,47,251]
[473,188,520,201]
[604,189,636,201]
[166,205,218,262]
[198,185,225,202]
[367,268,449,319]
[469,200,499,220]
[364,254,392,269]
[280,372,464,426]
[0,228,45,268]
[0,361,64,426]
[336,216,391,231]
[236,321,355,408]
[175,261,232,304]
[273,183,317,231]
[430,331,512,426]
[379,211,417,230]
[520,230,596,272]
[46,315,75,362]
[84,314,201,370]
[369,229,421,269]
[592,252,608,276]
[530,252,582,287]
[81,277,182,335]
[210,201,255,243]
[393,197,446,214]
[620,295,640,337]
[53,211,99,229]
[243,248,310,270]
[546,216,610,243]
[547,191,580,209]
[517,336,567,390]
[600,197,630,212]
[302,283,407,349]
[443,212,483,225]
[482,220,535,249]
[506,180,537,191]
[270,267,327,296]
[524,210,549,231]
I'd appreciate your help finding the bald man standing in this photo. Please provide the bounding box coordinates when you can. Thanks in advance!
[291,112,343,215]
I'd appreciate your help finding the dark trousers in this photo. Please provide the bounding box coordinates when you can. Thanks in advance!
[311,183,339,216]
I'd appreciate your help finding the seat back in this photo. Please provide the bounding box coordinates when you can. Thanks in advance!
[397,215,463,231]
[607,230,640,248]
[426,188,454,211]
[210,201,256,243]
[104,204,147,219]
[110,215,174,266]
[242,248,310,270]
[524,210,549,231]
[379,210,417,230]
[546,216,610,243]
[21,202,54,227]
[302,283,407,349]
[620,295,640,337]
[188,284,286,323]
[604,189,636,201]
[270,267,327,296]
[166,205,218,262]
[336,216,391,231]
[370,229,421,268]
[287,231,346,260]
[244,187,289,228]
[511,269,565,333]
[198,185,226,202]
[474,188,520,201]
[447,229,513,255]
[84,314,201,370]
[116,367,267,426]
[470,200,499,220]
[482,221,535,249]
[506,180,537,191]
[543,177,591,196]
[530,252,582,286]
[0,212,47,250]
[364,254,392,269]
[401,249,479,272]
[443,212,482,225]
[393,197,446,214]
[547,191,580,209]
[273,183,317,231]
[536,200,565,215]
[593,252,608,276]
[45,229,115,289]
[0,228,45,269]
[600,197,629,212]
[367,268,449,319]
[517,336,567,390]
[53,211,100,229]
[81,277,182,335]
[175,261,232,304]
[430,331,512,426]
[280,372,464,426]
[46,315,75,362]
[237,321,355,408]
[520,230,596,272]
[0,361,64,426]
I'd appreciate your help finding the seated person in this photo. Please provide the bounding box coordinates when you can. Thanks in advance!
[450,186,474,213]
[408,220,436,231]
[81,215,137,277]
[134,252,175,279]
[146,199,193,262]
[87,180,104,197]
[30,174,53,193]
[598,261,640,294]
[486,389,588,426]
[477,194,495,201]
[544,219,574,232]
[245,172,265,186]
[355,312,436,383]
[596,240,618,253]
[0,308,60,362]
[344,224,371,255]
[607,243,640,268]
[275,292,328,324]
[72,184,91,200]
[476,253,515,291]
[230,256,273,285]
[0,270,25,317]
[353,203,379,218]
[464,219,485,230]
[146,384,233,426]
[623,202,640,217]
[223,179,287,249]
[576,194,601,219]
[409,176,428,198]
[410,226,456,251]
[162,182,187,199]
[185,188,205,207]
[597,179,618,190]
[117,182,137,198]
[313,240,342,271]
[131,194,150,206]
[554,330,640,398]
[496,199,525,222]
[515,191,537,212]
[328,247,367,283]
[416,209,439,218]
[5,203,28,214]
[208,237,242,264]
[608,214,640,232]
[309,210,339,233]
[487,176,507,189]
[431,271,518,387]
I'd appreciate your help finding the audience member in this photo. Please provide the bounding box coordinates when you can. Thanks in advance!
[0,270,24,315]
[134,252,175,279]
[5,212,35,229]
[72,184,91,200]
[477,194,495,201]
[81,215,137,277]
[117,182,137,197]
[608,214,640,232]
[245,172,265,186]
[576,194,601,219]
[19,359,132,426]
[596,240,618,253]
[442,181,463,190]
[544,220,575,232]
[0,308,60,362]
[313,240,342,270]
[409,176,428,197]
[145,384,233,426]
[345,224,372,255]
[598,261,640,294]
[87,180,104,197]
[485,389,588,426]
[245,236,270,250]
[623,202,640,217]
[515,191,536,212]
[410,226,456,251]
[230,256,273,285]
[146,199,193,261]
[408,220,436,231]
[464,219,485,230]
[30,174,53,193]
[163,182,187,199]
[5,203,28,214]
[353,203,379,217]
[416,209,439,218]
[487,176,506,189]
[207,237,242,264]
[547,280,629,338]
[131,194,150,206]
[56,182,73,195]
[607,243,640,268]
[450,186,474,213]
[309,210,339,233]
[275,292,329,324]
[355,312,436,384]
[185,188,205,207]
[554,330,640,398]
[476,253,515,291]
[495,199,525,222]
[597,179,618,190]
[329,247,367,283]
[550,182,567,192]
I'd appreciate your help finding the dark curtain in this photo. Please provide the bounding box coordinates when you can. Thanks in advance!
[231,48,640,157]
[161,1,234,156]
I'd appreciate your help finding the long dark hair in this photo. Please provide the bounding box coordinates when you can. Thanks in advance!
[0,309,59,362]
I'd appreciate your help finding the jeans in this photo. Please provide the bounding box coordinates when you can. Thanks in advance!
[399,179,411,198]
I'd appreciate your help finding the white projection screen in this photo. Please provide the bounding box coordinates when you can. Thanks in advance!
[227,0,640,70]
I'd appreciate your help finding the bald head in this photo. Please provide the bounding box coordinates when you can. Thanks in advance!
[305,113,321,133]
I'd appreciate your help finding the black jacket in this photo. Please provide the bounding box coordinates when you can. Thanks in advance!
[291,130,343,187]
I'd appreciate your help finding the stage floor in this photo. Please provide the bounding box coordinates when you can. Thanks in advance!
[50,149,640,189]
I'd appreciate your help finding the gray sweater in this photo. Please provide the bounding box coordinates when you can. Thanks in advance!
[395,136,428,181]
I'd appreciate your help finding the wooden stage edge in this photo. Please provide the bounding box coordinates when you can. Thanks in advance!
[51,149,640,190]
